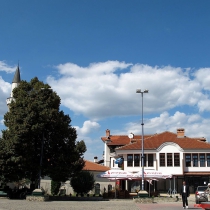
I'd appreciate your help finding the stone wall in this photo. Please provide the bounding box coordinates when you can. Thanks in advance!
[26,196,49,202]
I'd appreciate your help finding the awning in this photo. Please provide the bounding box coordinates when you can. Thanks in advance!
[97,169,172,180]
[184,172,210,176]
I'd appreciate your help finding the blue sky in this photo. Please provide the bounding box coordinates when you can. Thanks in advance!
[1,0,210,161]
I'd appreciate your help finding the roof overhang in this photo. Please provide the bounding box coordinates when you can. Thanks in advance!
[184,172,210,176]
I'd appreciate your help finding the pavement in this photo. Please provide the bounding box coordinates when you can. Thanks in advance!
[0,194,201,210]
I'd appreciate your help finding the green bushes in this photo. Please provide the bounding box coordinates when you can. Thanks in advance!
[51,180,61,195]
[70,171,95,196]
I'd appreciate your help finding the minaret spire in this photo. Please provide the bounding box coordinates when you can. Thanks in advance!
[12,63,21,83]
[6,64,21,108]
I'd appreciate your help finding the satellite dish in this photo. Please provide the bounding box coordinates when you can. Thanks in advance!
[128,133,134,139]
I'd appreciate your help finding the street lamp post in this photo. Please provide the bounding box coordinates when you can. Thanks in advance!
[38,87,52,189]
[136,89,148,191]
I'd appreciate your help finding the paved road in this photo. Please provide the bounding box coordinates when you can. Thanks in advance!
[136,201,200,210]
[0,198,201,210]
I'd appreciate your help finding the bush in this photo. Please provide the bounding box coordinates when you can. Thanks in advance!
[70,171,95,195]
[51,180,61,195]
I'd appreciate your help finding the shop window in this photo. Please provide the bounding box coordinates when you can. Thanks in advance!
[160,153,165,167]
[134,154,140,167]
[185,154,191,167]
[127,154,133,167]
[174,153,180,166]
[167,153,173,166]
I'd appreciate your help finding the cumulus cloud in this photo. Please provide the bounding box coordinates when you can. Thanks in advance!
[73,120,102,160]
[0,61,16,73]
[0,77,11,116]
[47,61,209,120]
[124,111,210,141]
[56,61,132,77]
[0,119,4,125]
[0,60,18,116]
[194,68,210,91]
[74,120,100,136]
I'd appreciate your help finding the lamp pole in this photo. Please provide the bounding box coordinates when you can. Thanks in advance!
[136,89,148,191]
[38,87,52,189]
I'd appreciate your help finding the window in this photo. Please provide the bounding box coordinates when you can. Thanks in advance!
[134,154,140,167]
[185,154,191,167]
[200,154,205,167]
[142,154,146,167]
[207,154,210,167]
[174,153,180,166]
[167,153,173,166]
[127,154,133,167]
[160,153,165,167]
[192,153,198,167]
[148,154,153,167]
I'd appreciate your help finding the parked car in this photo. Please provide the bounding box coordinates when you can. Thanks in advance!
[195,186,208,204]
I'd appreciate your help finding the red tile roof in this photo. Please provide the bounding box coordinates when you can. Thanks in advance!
[83,160,110,172]
[101,135,152,146]
[104,131,210,151]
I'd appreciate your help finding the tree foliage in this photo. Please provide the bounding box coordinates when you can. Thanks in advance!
[51,180,61,196]
[0,77,86,185]
[70,171,95,195]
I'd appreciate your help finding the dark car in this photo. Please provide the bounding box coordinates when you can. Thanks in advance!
[195,186,208,204]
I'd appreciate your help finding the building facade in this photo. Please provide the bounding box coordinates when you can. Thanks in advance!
[101,129,210,194]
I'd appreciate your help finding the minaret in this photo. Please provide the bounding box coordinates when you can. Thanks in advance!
[6,64,21,109]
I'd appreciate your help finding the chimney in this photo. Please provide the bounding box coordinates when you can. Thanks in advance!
[94,156,98,163]
[177,128,185,138]
[106,129,110,137]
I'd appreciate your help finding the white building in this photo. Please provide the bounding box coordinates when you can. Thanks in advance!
[102,129,210,194]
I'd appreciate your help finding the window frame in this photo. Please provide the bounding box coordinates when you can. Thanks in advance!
[159,153,165,167]
[134,154,140,167]
[167,153,173,167]
[185,153,191,167]
[174,153,180,167]
[192,153,198,167]
[148,154,154,167]
[127,154,133,167]
[199,153,205,167]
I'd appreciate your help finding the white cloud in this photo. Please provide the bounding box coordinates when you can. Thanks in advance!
[198,99,210,112]
[56,61,132,77]
[73,121,102,160]
[0,61,16,73]
[0,77,10,116]
[0,61,17,116]
[0,119,4,125]
[74,120,100,136]
[124,111,210,141]
[47,61,209,120]
[194,68,210,91]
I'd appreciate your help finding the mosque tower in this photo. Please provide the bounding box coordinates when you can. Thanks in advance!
[6,64,21,109]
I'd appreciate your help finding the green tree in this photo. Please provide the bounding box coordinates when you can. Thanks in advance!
[51,180,61,196]
[0,77,86,185]
[70,171,95,195]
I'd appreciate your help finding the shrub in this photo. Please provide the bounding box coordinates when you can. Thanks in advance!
[70,171,95,195]
[51,180,61,195]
